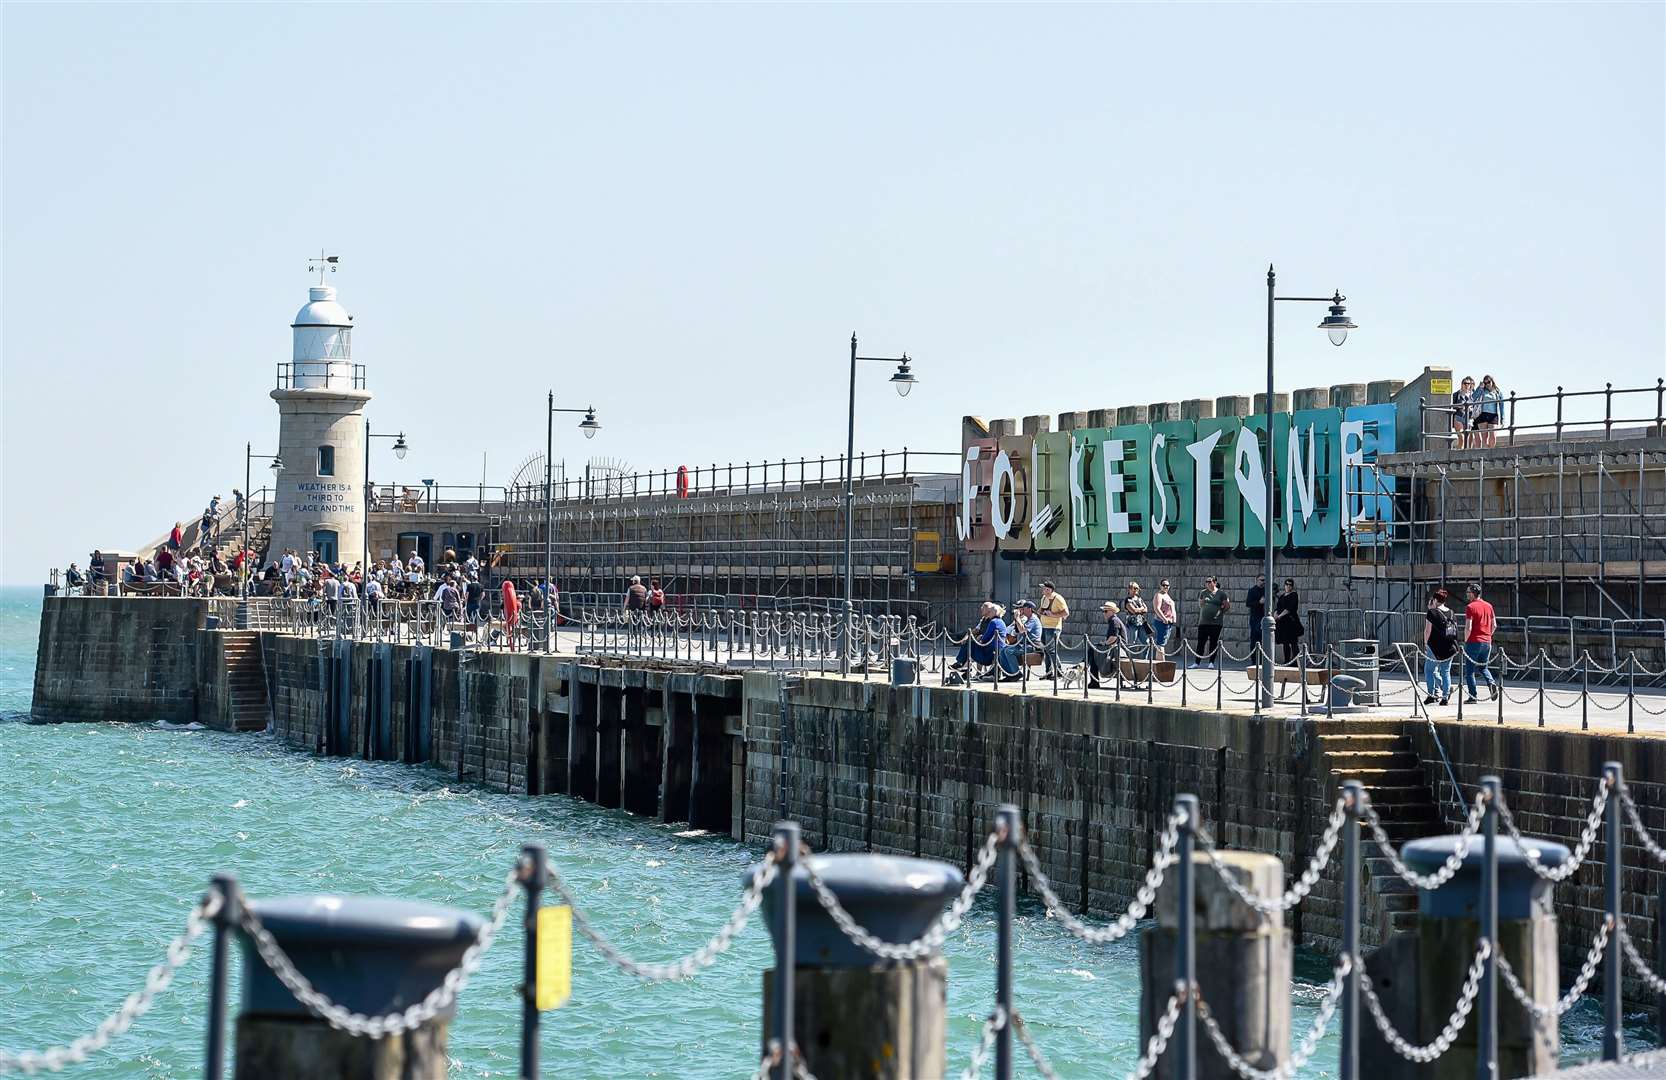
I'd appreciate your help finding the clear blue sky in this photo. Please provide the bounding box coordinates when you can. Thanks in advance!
[3,2,1662,582]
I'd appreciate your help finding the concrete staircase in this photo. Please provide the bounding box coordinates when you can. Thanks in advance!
[222,631,270,732]
[1317,727,1442,938]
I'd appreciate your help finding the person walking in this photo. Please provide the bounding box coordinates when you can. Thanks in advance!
[1150,579,1177,656]
[501,580,520,651]
[1037,581,1069,676]
[1246,574,1266,646]
[1423,588,1458,706]
[1273,579,1303,665]
[1196,577,1229,660]
[1462,583,1500,702]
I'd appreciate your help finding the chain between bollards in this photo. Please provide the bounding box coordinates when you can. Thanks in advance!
[772,822,800,1080]
[520,844,547,1080]
[1174,793,1198,1080]
[1478,776,1499,1080]
[995,805,1021,1080]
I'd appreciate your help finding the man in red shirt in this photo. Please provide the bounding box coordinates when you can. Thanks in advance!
[1463,583,1500,702]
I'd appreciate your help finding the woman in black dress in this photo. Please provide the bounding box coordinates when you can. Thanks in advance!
[1273,578,1303,664]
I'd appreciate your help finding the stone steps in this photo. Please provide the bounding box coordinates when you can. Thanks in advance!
[220,631,268,732]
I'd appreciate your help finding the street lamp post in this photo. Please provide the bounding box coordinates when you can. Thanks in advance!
[362,423,410,580]
[544,393,601,653]
[242,443,284,605]
[1262,266,1356,706]
[841,333,917,674]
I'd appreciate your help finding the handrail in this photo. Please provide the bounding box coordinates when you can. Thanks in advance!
[1419,378,1666,450]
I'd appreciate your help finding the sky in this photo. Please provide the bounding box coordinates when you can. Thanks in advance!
[3,2,1662,582]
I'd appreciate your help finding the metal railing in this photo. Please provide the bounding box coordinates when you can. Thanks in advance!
[274,361,367,391]
[1419,378,1666,450]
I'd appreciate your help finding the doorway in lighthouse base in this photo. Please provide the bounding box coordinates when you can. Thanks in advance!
[311,529,340,564]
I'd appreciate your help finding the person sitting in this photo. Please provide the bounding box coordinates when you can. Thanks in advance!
[950,602,1009,677]
[1089,601,1135,689]
[999,599,1044,679]
[65,562,85,594]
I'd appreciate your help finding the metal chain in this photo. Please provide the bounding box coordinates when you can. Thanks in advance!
[791,1045,818,1080]
[550,851,778,982]
[0,893,219,1076]
[957,1007,1008,1080]
[806,833,998,961]
[239,867,519,1039]
[1497,916,1610,1020]
[1620,785,1666,866]
[1018,810,1184,945]
[1009,1009,1060,1080]
[750,1039,783,1080]
[1198,797,1345,915]
[1363,791,1486,891]
[1496,779,1609,882]
[1197,954,1350,1080]
[1620,925,1666,995]
[1127,986,1184,1080]
[1360,939,1490,1063]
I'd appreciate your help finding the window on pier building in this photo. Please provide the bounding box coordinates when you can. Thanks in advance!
[317,446,335,476]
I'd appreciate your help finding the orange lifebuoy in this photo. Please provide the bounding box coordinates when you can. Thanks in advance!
[676,465,691,499]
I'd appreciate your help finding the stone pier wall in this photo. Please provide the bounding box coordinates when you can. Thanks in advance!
[31,596,220,723]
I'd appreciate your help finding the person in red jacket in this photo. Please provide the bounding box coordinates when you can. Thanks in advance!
[1462,583,1500,702]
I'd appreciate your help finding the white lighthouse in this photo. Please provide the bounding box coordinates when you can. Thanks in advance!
[268,273,371,566]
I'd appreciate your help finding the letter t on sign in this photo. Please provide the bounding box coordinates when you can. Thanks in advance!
[1187,429,1224,534]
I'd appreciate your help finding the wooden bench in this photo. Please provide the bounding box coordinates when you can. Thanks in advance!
[1245,664,1332,699]
[1120,657,1177,683]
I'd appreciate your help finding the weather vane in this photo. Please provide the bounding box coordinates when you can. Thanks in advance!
[308,249,340,284]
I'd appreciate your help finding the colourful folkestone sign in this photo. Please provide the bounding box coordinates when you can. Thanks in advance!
[957,405,1397,555]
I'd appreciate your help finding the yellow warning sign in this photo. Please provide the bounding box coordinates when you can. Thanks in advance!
[535,905,572,1010]
[1429,377,1453,396]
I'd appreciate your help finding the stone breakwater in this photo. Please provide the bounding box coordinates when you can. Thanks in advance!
[30,596,1666,1002]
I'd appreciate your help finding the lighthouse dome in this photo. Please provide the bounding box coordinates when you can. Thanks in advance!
[292,285,353,328]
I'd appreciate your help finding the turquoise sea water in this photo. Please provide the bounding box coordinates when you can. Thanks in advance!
[0,587,1646,1077]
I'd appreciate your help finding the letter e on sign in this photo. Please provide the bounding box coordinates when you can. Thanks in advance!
[536,905,573,1010]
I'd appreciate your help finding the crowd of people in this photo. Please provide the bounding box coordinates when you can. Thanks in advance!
[1449,374,1506,449]
[945,575,1308,689]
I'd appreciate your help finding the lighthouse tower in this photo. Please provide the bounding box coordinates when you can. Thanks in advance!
[268,275,371,567]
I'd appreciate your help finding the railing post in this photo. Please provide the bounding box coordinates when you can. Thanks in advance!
[1582,650,1591,731]
[204,873,238,1080]
[1537,650,1546,727]
[1215,645,1223,710]
[995,805,1021,1080]
[1657,868,1666,1050]
[520,844,546,1080]
[1341,781,1363,1080]
[1629,652,1637,735]
[771,822,799,1080]
[1175,793,1198,1080]
[1298,647,1308,716]
[1605,381,1614,440]
[1479,775,1500,1080]
[1604,762,1623,1061]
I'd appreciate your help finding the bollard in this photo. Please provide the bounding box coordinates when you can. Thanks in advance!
[1140,838,1290,1080]
[1480,777,1498,1080]
[233,895,483,1079]
[759,849,962,1079]
[770,822,799,1080]
[1176,794,1198,1080]
[1401,827,1568,1080]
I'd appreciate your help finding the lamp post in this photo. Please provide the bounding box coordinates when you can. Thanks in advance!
[544,393,601,653]
[1262,266,1356,705]
[362,424,410,579]
[242,444,284,600]
[841,333,917,674]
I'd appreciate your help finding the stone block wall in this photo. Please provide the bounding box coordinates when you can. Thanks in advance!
[31,596,214,723]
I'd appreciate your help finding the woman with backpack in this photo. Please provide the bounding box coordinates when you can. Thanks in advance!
[1423,588,1459,706]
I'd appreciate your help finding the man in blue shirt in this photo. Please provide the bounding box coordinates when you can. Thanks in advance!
[1000,600,1043,678]
[952,601,1008,674]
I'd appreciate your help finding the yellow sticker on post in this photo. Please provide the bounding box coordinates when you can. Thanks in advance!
[1430,377,1453,396]
[535,905,572,1010]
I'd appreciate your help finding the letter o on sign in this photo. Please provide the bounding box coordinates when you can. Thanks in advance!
[990,450,1018,539]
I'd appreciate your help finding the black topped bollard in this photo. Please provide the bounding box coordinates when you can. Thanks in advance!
[1402,831,1569,1080]
[234,894,483,1080]
[757,849,963,1079]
